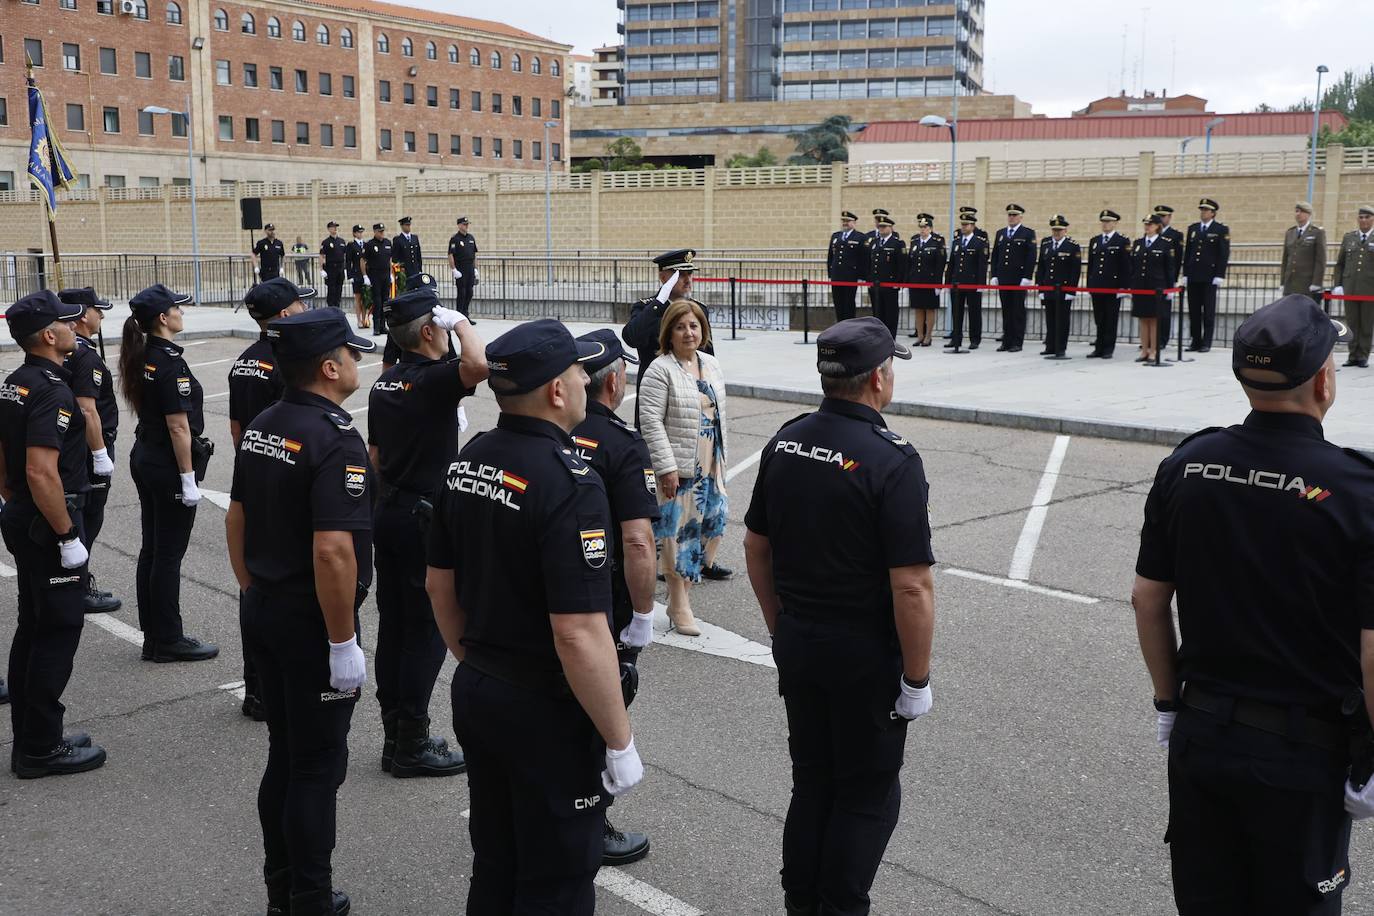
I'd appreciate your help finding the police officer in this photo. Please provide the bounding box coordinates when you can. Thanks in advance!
[392,216,423,279]
[367,285,486,778]
[1154,205,1185,349]
[1,291,107,779]
[346,224,369,328]
[319,221,350,310]
[447,216,479,320]
[1036,215,1081,360]
[1332,204,1374,368]
[958,206,989,244]
[990,203,1037,352]
[1086,209,1132,359]
[945,213,988,352]
[1132,295,1374,915]
[58,287,121,612]
[225,308,375,916]
[906,215,947,345]
[426,319,644,912]
[623,248,712,390]
[866,216,906,337]
[1183,197,1230,352]
[1132,215,1177,364]
[572,328,658,866]
[743,317,935,916]
[117,285,218,662]
[362,223,394,336]
[827,210,866,323]
[253,224,286,283]
[867,208,899,242]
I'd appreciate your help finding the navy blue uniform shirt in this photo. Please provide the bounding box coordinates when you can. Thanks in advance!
[135,337,204,452]
[367,350,475,498]
[0,355,89,502]
[66,335,118,443]
[228,335,285,429]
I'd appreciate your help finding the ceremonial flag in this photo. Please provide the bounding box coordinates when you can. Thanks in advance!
[27,63,77,221]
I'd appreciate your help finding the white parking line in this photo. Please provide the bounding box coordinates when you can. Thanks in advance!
[85,611,147,645]
[0,562,16,578]
[188,357,237,369]
[725,448,762,483]
[200,488,233,510]
[652,602,774,668]
[1008,435,1070,581]
[942,567,1099,605]
[203,390,230,401]
[218,680,247,701]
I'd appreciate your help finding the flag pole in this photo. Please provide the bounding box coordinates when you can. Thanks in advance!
[27,54,68,291]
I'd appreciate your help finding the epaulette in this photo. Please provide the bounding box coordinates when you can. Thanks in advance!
[872,424,918,457]
[1175,426,1223,448]
[1342,447,1374,470]
[325,410,355,433]
[555,444,596,481]
[41,369,63,385]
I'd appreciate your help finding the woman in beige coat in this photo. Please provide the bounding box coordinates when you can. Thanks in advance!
[638,299,728,636]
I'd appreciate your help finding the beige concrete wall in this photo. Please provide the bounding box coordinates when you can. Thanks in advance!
[854,135,1310,165]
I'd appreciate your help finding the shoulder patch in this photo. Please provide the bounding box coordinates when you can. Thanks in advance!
[1342,447,1374,470]
[872,424,918,457]
[1175,426,1224,448]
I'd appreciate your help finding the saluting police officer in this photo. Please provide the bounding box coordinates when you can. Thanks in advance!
[1332,204,1374,368]
[623,249,713,397]
[1133,295,1374,915]
[346,225,370,329]
[1086,209,1133,359]
[426,319,645,913]
[1,291,106,779]
[392,216,423,279]
[572,328,659,867]
[827,210,867,323]
[367,284,486,778]
[59,287,122,613]
[1183,197,1231,352]
[362,223,395,336]
[1154,206,1185,350]
[447,216,479,320]
[945,212,989,352]
[906,215,947,345]
[866,216,906,337]
[1036,215,1081,360]
[744,317,935,916]
[990,203,1037,352]
[319,222,350,310]
[253,224,286,283]
[226,308,375,916]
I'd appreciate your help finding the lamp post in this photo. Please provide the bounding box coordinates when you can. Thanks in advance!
[1308,64,1329,205]
[543,119,559,290]
[142,99,201,304]
[919,112,956,329]
[1203,116,1225,173]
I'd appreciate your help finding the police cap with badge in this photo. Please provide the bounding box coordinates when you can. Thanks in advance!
[1232,295,1350,391]
[486,319,605,395]
[57,287,112,313]
[578,328,638,374]
[245,277,314,320]
[817,317,911,376]
[130,284,193,324]
[5,289,85,337]
[653,249,696,273]
[267,307,376,361]
[383,284,440,326]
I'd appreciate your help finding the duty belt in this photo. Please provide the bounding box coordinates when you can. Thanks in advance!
[1182,683,1346,752]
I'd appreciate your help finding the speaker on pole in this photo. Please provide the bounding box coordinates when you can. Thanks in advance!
[240,197,263,231]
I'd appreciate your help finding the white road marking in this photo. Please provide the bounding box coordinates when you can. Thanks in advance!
[1008,435,1071,581]
[0,562,16,578]
[200,488,233,510]
[188,357,237,368]
[651,602,774,668]
[942,567,1099,605]
[181,340,210,347]
[85,612,147,645]
[203,390,230,401]
[724,448,762,483]
[218,680,247,701]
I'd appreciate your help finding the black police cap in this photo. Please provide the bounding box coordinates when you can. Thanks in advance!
[399,216,413,225]
[4,289,85,339]
[266,308,376,361]
[406,272,437,290]
[130,284,193,324]
[327,220,340,228]
[372,222,386,231]
[456,215,470,224]
[578,328,639,374]
[352,224,365,232]
[816,317,911,377]
[486,319,604,396]
[1233,295,1351,391]
[58,286,112,311]
[245,277,314,320]
[383,285,441,325]
[652,249,696,273]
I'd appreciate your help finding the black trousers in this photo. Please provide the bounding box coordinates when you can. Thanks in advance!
[261,265,281,282]
[2,506,87,755]
[773,615,907,916]
[1043,294,1071,355]
[1159,288,1176,348]
[373,497,447,723]
[452,664,606,915]
[324,265,346,309]
[81,450,112,553]
[831,283,857,322]
[1187,281,1218,349]
[1166,707,1351,916]
[129,443,196,643]
[998,288,1027,348]
[870,286,899,337]
[1090,293,1122,355]
[949,289,981,347]
[455,270,476,317]
[242,588,357,915]
[367,273,392,331]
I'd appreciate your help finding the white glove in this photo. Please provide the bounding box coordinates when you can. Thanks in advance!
[1156,710,1176,748]
[452,268,462,280]
[1020,278,1034,287]
[91,447,114,476]
[619,610,654,649]
[321,270,329,285]
[1333,286,1344,297]
[327,635,367,692]
[58,533,89,570]
[1117,293,1129,300]
[1310,285,1322,292]
[177,471,201,507]
[602,736,645,796]
[431,305,468,330]
[456,404,469,433]
[363,275,372,288]
[894,676,932,720]
[1212,276,1223,287]
[1344,778,1374,820]
[655,270,680,305]
[989,276,999,287]
[253,265,260,276]
[473,268,480,286]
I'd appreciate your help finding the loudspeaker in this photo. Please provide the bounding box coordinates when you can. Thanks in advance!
[240,197,263,231]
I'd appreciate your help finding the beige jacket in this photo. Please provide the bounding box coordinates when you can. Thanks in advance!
[638,351,727,478]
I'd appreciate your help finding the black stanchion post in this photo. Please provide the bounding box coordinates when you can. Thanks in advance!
[1176,286,1192,363]
[796,278,811,345]
[1149,287,1171,368]
[730,277,738,341]
[947,283,963,354]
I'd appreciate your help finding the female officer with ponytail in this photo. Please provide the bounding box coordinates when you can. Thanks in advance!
[117,285,218,663]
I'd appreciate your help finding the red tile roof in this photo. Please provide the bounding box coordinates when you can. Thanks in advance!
[306,0,569,47]
[857,111,1349,143]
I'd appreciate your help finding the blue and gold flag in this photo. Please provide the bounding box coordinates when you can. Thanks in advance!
[27,69,77,221]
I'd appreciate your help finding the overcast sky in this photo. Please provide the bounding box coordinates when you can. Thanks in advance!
[422,0,1368,117]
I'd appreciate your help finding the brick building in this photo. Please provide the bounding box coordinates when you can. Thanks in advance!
[0,0,572,191]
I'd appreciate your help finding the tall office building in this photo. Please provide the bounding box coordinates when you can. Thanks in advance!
[618,0,983,105]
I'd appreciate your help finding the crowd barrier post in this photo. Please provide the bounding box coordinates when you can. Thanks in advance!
[729,276,739,341]
[1176,286,1191,363]
[1150,287,1171,368]
[797,278,811,345]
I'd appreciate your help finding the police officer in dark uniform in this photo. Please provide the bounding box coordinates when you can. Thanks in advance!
[1183,197,1231,352]
[367,284,486,778]
[362,223,394,336]
[1132,295,1374,915]
[572,328,659,866]
[254,224,286,283]
[226,308,375,916]
[945,213,989,352]
[392,216,423,279]
[743,317,935,916]
[1132,215,1178,363]
[1154,205,1184,349]
[1035,215,1082,360]
[906,215,947,344]
[622,248,713,390]
[866,215,906,337]
[346,225,369,328]
[319,221,349,310]
[1086,209,1133,359]
[1,291,106,779]
[827,210,867,323]
[958,206,989,244]
[426,319,645,913]
[447,216,479,320]
[58,287,122,612]
[866,208,899,242]
[990,203,1037,352]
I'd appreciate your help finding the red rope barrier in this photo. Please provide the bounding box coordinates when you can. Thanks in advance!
[1324,292,1374,302]
[690,277,1181,296]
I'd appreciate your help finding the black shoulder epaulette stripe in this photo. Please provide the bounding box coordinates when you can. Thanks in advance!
[326,411,355,432]
[778,412,811,431]
[555,445,595,480]
[872,424,918,456]
[1175,426,1223,448]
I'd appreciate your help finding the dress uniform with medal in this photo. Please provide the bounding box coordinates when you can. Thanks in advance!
[989,203,1037,352]
[866,216,906,337]
[1183,197,1231,352]
[827,210,867,323]
[319,221,350,310]
[906,216,947,345]
[1035,215,1081,360]
[945,213,989,351]
[447,216,480,319]
[1086,210,1133,359]
[1333,204,1374,367]
[362,224,394,336]
[1154,205,1185,349]
[392,216,423,278]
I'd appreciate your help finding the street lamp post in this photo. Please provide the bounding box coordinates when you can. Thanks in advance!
[142,99,201,304]
[919,112,956,329]
[1308,64,1329,205]
[543,119,559,291]
[1203,117,1225,173]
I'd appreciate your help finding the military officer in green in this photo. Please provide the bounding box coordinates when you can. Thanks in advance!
[1281,202,1327,301]
[1333,204,1374,367]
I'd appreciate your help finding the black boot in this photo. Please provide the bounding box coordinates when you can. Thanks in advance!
[142,635,219,662]
[603,819,650,865]
[275,887,350,916]
[242,694,266,721]
[391,716,465,778]
[784,894,818,916]
[263,867,291,916]
[83,573,122,613]
[381,711,398,773]
[13,740,107,779]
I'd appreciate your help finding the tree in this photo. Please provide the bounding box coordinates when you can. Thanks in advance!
[725,147,779,168]
[605,136,645,171]
[787,115,852,166]
[1258,67,1374,147]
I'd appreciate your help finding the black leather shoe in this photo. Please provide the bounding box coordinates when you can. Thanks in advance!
[785,895,818,916]
[391,718,466,778]
[907,332,920,338]
[995,344,1010,352]
[942,341,957,349]
[1085,350,1101,358]
[1197,346,1211,353]
[242,694,266,722]
[701,563,733,581]
[13,740,107,779]
[1100,352,1114,359]
[141,636,220,663]
[271,889,350,916]
[1344,359,1359,366]
[1040,349,1053,355]
[1358,359,1370,368]
[1006,346,1022,353]
[1186,344,1202,352]
[968,343,980,350]
[83,576,122,614]
[1047,354,1072,360]
[603,819,650,866]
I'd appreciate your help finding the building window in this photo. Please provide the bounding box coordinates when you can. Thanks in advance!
[0,99,7,128]
[25,39,44,69]
[344,125,357,148]
[215,59,231,85]
[99,47,117,75]
[513,139,522,159]
[213,8,227,30]
[426,85,438,107]
[241,12,255,34]
[492,93,502,113]
[403,130,416,152]
[270,66,283,90]
[551,59,560,77]
[139,176,160,188]
[171,112,186,136]
[450,134,461,154]
[401,37,413,57]
[295,69,307,92]
[136,51,152,78]
[245,117,260,141]
[472,136,482,157]
[271,119,285,143]
[342,75,355,98]
[403,83,415,105]
[267,16,281,38]
[103,106,121,133]
[379,80,391,102]
[449,88,460,110]
[533,140,542,160]
[97,0,113,12]
[168,54,184,80]
[105,175,126,188]
[426,40,437,60]
[492,138,503,159]
[490,50,501,69]
[377,33,390,53]
[243,62,258,87]
[66,103,85,131]
[512,53,522,72]
[292,21,305,41]
[60,0,78,10]
[319,72,332,95]
[165,1,180,24]
[218,115,233,140]
[448,44,459,64]
[296,122,309,144]
[469,47,481,66]
[427,132,438,153]
[379,129,392,150]
[513,96,522,116]
[0,171,12,192]
[532,56,541,75]
[471,91,481,111]
[316,24,329,45]
[552,142,561,161]
[132,0,147,20]
[340,28,353,49]
[552,99,561,118]
[532,97,541,117]
[321,123,334,146]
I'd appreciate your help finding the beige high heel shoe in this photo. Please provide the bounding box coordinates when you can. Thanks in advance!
[666,603,701,637]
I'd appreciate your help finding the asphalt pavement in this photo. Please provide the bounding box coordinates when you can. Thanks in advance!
[0,334,1371,916]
